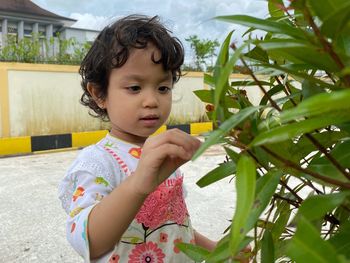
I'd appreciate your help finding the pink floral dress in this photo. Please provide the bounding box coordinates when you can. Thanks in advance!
[59,134,196,262]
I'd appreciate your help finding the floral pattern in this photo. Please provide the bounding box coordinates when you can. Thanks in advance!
[135,176,188,229]
[128,242,165,263]
[173,238,183,254]
[109,253,120,263]
[159,233,168,243]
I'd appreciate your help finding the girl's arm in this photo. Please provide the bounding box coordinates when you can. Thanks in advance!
[88,129,201,259]
[194,230,251,262]
[194,230,217,251]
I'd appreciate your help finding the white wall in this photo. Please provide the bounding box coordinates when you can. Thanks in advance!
[1,63,264,137]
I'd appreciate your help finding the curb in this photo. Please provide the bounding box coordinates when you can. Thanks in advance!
[0,122,213,157]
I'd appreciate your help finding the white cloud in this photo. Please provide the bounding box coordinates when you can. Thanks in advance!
[32,0,269,62]
[70,13,110,30]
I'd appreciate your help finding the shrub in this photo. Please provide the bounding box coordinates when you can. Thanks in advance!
[179,0,350,262]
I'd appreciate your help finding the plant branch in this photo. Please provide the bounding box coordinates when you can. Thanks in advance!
[261,146,350,189]
[303,7,350,87]
[273,193,300,207]
[274,77,350,180]
[304,133,350,180]
[231,43,282,111]
[275,76,298,106]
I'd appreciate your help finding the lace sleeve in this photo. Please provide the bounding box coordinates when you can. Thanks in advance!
[58,145,126,260]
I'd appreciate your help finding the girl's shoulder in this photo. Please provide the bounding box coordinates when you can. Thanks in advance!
[66,139,127,186]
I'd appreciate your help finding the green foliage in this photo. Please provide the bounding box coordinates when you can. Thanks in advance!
[0,33,91,65]
[185,35,220,71]
[182,0,350,262]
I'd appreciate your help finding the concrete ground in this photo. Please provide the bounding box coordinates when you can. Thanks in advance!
[0,144,237,262]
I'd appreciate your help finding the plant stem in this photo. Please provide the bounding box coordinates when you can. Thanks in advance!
[231,43,282,111]
[303,7,350,87]
[274,76,350,180]
[304,133,350,180]
[273,193,299,207]
[261,146,350,188]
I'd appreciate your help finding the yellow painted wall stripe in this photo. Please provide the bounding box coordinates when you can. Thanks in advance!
[0,122,214,157]
[190,122,213,136]
[0,136,31,155]
[151,125,167,136]
[72,130,108,148]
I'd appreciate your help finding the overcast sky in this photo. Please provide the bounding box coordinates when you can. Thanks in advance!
[32,0,268,62]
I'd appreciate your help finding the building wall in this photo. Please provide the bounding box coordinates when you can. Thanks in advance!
[0,62,264,138]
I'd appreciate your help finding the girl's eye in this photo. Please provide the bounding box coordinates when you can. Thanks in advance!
[158,86,171,94]
[127,86,141,93]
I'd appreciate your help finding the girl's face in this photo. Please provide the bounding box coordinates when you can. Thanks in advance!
[100,43,173,145]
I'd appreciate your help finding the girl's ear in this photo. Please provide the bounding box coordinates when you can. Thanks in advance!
[87,82,106,109]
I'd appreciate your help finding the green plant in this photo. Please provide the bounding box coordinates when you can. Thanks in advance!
[185,35,220,71]
[178,0,350,262]
[0,33,90,65]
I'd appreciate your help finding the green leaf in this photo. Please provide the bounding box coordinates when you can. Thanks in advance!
[194,89,240,108]
[214,31,233,78]
[230,155,256,255]
[298,192,348,221]
[262,230,275,263]
[301,79,325,100]
[260,84,284,106]
[256,63,336,89]
[307,140,350,182]
[286,216,340,263]
[206,235,253,263]
[245,45,269,63]
[215,42,249,107]
[224,146,240,163]
[321,2,350,38]
[193,89,215,104]
[250,112,350,147]
[196,161,236,188]
[258,39,339,72]
[231,80,271,87]
[307,0,349,21]
[329,221,350,258]
[204,73,215,86]
[193,106,260,159]
[271,202,291,242]
[215,15,306,39]
[292,131,349,161]
[246,170,283,231]
[176,242,210,261]
[268,0,285,17]
[281,89,350,122]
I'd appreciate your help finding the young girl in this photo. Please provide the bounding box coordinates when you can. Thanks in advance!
[58,15,217,262]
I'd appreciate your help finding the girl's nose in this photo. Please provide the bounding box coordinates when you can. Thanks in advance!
[142,90,159,108]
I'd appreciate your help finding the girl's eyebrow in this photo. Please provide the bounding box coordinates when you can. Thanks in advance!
[121,73,172,82]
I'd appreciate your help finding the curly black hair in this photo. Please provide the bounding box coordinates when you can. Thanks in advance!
[79,14,184,120]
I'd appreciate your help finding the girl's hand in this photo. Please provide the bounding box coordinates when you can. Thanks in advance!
[131,129,201,196]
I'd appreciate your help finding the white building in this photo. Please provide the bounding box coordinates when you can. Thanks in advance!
[0,0,99,55]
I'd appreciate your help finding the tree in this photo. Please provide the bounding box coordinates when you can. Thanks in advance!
[0,33,91,65]
[179,0,350,262]
[185,35,219,71]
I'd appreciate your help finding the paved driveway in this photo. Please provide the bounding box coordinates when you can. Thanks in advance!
[0,144,236,262]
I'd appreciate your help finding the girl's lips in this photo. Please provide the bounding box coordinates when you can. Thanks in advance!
[139,116,160,127]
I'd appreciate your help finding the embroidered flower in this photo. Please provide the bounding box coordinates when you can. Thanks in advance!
[129,147,142,159]
[173,238,183,254]
[128,242,165,263]
[70,222,76,233]
[159,233,168,243]
[72,186,85,202]
[109,253,120,263]
[135,176,188,228]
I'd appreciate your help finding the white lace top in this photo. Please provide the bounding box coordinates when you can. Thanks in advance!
[58,134,195,263]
